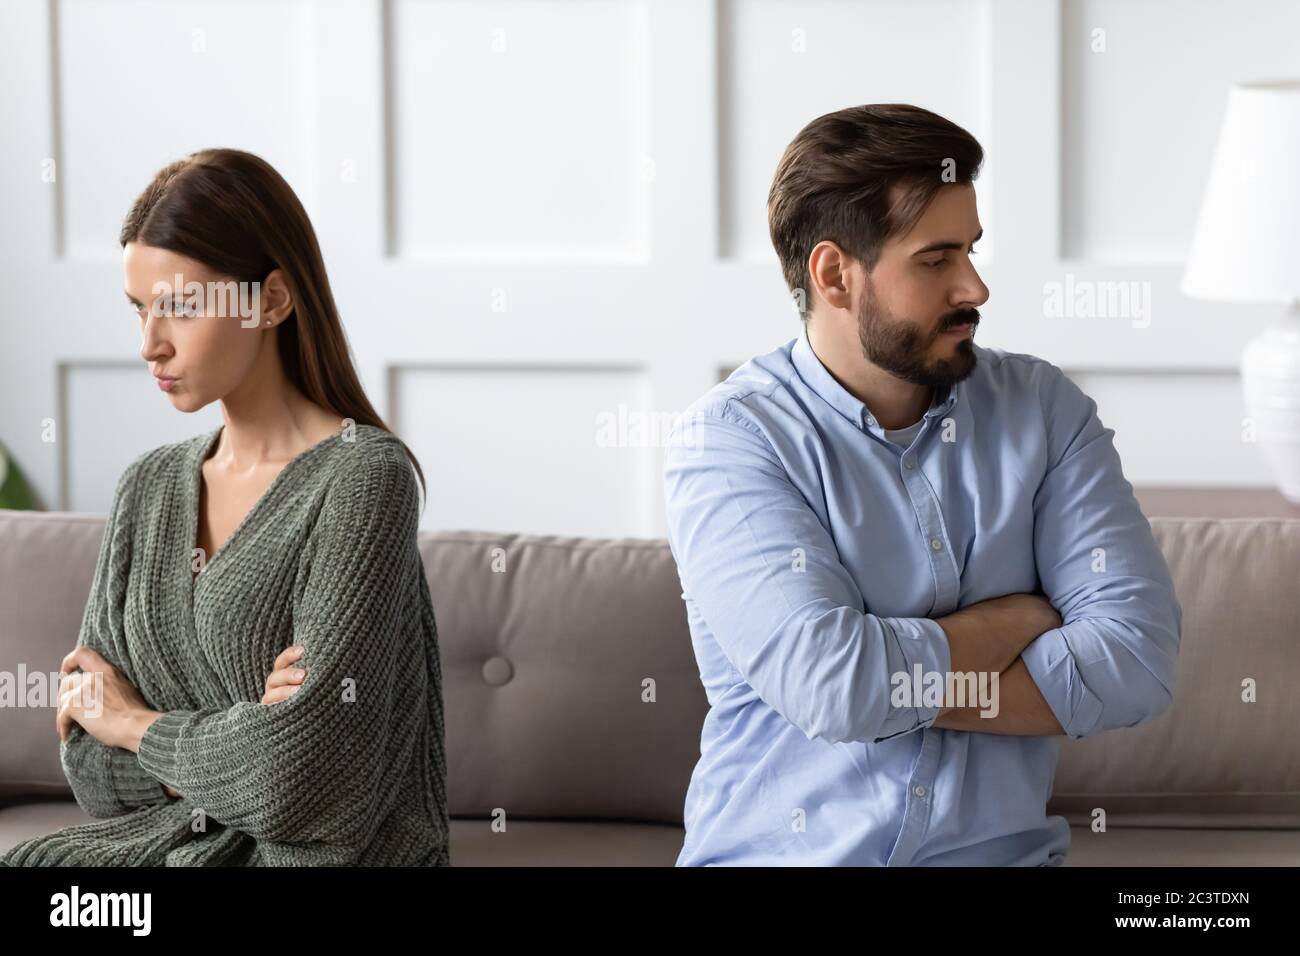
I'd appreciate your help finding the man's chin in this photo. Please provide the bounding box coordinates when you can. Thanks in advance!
[923,342,978,387]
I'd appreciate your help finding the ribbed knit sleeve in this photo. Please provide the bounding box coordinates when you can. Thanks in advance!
[135,449,427,850]
[62,460,172,817]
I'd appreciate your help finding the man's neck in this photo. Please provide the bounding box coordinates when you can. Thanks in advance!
[806,318,933,430]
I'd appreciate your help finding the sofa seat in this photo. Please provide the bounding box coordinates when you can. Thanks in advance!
[0,800,685,866]
[5,798,1299,866]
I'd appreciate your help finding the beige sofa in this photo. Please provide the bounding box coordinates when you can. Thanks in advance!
[2,509,1298,865]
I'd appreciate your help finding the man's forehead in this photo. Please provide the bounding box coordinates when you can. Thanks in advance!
[891,184,980,249]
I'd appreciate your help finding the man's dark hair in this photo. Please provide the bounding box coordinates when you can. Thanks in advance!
[767,104,984,319]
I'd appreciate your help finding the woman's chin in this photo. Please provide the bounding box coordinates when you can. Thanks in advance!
[163,389,201,411]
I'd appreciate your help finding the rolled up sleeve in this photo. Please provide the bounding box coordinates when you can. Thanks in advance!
[1022,365,1182,740]
[873,616,952,741]
[664,401,951,745]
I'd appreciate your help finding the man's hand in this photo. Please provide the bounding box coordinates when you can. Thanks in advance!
[987,592,1063,636]
[936,591,1062,684]
[261,644,307,704]
[933,592,1062,718]
[931,594,1071,735]
[933,656,1067,735]
[959,591,1062,639]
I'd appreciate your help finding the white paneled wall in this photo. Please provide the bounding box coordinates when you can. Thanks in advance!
[54,0,317,260]
[390,363,656,536]
[387,0,651,262]
[0,0,1289,536]
[1061,0,1300,264]
[719,0,993,261]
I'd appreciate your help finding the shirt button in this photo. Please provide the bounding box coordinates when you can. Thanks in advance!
[904,459,915,470]
[930,538,943,551]
[913,785,927,798]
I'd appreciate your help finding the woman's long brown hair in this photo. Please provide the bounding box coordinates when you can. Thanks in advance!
[120,148,425,507]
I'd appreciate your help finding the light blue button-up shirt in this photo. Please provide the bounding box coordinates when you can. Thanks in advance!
[663,324,1181,866]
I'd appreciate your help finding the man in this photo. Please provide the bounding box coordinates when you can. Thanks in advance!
[663,104,1181,866]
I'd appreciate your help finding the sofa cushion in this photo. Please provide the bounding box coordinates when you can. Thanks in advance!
[1047,518,1300,828]
[1064,825,1300,866]
[3,511,1299,834]
[0,800,686,866]
[0,510,106,799]
[422,531,707,823]
[3,799,1297,866]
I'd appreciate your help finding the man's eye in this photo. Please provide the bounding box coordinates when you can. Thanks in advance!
[924,259,946,269]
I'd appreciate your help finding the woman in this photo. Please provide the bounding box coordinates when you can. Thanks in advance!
[1,149,449,866]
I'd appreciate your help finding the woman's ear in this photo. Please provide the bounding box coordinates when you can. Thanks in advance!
[258,268,295,327]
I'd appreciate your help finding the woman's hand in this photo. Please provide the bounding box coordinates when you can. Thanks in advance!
[262,644,307,704]
[57,647,161,751]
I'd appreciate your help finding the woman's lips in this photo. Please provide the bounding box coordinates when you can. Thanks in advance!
[156,377,178,392]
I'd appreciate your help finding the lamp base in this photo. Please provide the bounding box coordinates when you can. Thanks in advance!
[1242,305,1300,504]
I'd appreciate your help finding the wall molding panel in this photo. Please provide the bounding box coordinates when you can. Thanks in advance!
[1,0,1283,530]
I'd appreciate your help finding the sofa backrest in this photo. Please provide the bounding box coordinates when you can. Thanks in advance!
[1048,518,1300,828]
[2,510,1298,828]
[421,532,704,822]
[1,510,110,802]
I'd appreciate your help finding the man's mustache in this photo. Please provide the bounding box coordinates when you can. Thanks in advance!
[940,308,980,332]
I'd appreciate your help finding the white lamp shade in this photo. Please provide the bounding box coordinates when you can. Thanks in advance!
[1181,80,1300,303]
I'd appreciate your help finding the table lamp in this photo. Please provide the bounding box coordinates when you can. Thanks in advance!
[1182,79,1300,502]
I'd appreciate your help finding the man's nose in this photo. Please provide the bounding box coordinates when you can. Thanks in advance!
[954,258,989,309]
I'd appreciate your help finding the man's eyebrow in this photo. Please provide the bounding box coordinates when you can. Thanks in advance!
[911,227,983,256]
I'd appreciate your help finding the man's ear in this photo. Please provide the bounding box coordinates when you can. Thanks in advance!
[807,241,854,312]
[258,268,295,327]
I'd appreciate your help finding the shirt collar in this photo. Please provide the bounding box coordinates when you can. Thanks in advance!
[791,322,964,434]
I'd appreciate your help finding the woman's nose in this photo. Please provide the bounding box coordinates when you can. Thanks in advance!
[139,315,169,361]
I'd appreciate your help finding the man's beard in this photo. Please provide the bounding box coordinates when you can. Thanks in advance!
[856,286,980,390]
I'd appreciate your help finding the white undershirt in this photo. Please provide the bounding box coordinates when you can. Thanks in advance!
[883,417,925,449]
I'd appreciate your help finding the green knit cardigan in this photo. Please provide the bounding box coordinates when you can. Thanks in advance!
[2,424,449,866]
